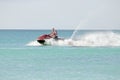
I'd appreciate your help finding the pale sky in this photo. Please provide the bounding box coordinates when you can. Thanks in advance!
[0,0,120,29]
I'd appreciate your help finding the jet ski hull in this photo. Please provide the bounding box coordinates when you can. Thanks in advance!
[37,40,45,45]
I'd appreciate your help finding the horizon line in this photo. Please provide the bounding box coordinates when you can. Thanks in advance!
[0,28,120,30]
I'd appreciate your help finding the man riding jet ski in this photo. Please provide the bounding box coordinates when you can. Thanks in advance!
[37,28,59,45]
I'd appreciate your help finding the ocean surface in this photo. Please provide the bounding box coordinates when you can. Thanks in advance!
[0,30,120,80]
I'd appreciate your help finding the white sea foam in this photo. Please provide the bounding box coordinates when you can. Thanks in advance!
[26,40,42,46]
[26,32,120,47]
[71,32,120,46]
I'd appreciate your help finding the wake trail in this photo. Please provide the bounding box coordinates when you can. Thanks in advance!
[26,31,120,47]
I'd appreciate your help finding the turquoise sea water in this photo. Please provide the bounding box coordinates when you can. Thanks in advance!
[0,30,120,80]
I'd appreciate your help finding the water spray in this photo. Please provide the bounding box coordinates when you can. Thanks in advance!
[71,20,88,40]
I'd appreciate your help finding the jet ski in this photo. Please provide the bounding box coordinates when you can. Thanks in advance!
[37,34,51,45]
[37,34,64,45]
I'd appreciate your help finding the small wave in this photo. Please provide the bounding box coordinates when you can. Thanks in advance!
[26,32,120,47]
